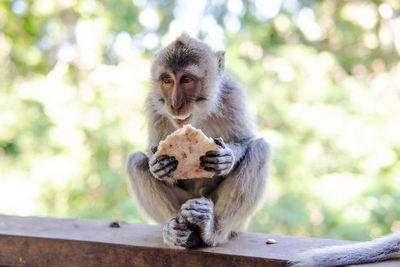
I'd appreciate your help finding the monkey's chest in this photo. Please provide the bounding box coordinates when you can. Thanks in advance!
[177,177,223,198]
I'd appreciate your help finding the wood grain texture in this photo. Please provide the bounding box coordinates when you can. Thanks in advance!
[0,215,398,266]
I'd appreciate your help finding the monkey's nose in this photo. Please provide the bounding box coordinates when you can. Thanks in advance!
[171,102,184,112]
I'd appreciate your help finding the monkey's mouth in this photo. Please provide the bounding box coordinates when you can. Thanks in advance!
[172,114,192,126]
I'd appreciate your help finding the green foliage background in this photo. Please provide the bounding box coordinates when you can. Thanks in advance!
[1,0,400,241]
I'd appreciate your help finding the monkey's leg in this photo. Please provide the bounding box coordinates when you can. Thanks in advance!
[181,138,271,246]
[127,152,201,247]
[126,152,195,224]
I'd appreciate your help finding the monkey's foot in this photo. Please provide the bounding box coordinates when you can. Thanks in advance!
[162,216,201,248]
[180,197,213,232]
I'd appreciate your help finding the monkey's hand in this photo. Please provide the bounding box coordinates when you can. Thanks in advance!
[200,137,235,176]
[163,215,201,248]
[181,198,214,244]
[149,154,178,180]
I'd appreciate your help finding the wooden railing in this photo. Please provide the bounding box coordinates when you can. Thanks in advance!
[0,214,399,266]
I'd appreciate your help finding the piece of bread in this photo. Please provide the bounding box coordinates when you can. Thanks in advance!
[154,124,221,180]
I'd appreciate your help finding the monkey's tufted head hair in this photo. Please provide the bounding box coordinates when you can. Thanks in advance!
[164,33,202,69]
[151,33,225,80]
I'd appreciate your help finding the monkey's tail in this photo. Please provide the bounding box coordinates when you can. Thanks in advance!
[289,232,400,267]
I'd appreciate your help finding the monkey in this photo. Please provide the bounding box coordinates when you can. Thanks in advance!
[290,232,400,267]
[126,33,271,248]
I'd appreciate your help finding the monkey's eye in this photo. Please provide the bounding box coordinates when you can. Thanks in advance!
[161,76,173,84]
[195,96,207,102]
[180,76,193,84]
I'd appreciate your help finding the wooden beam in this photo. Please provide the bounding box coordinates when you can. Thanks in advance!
[0,215,399,266]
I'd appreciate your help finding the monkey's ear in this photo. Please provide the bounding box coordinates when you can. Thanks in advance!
[216,50,226,72]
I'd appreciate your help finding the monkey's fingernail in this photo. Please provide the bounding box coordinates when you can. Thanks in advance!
[200,156,205,161]
[204,166,215,172]
[206,151,218,156]
[214,138,224,147]
[157,155,169,161]
[151,146,158,153]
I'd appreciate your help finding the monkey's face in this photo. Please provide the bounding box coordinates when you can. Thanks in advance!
[158,66,207,128]
[150,33,223,128]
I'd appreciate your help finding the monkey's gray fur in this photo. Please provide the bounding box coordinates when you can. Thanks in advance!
[126,33,271,247]
[290,232,400,267]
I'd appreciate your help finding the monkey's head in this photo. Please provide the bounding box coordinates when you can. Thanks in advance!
[150,33,225,128]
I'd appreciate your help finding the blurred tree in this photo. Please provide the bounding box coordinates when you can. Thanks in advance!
[1,0,400,241]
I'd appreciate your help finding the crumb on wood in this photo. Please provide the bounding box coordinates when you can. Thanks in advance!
[109,219,121,228]
[266,238,277,245]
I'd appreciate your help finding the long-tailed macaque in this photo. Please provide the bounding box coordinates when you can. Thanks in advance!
[126,33,271,247]
[291,232,400,266]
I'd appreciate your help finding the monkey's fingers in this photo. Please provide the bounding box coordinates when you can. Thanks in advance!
[149,154,169,166]
[200,155,233,164]
[163,217,193,247]
[150,155,175,171]
[177,215,187,224]
[152,157,176,172]
[181,209,211,225]
[149,155,178,179]
[181,204,212,214]
[181,198,213,228]
[154,161,178,178]
[182,207,211,213]
[172,220,189,232]
[181,198,213,214]
[200,161,232,170]
[205,149,232,157]
[200,162,232,172]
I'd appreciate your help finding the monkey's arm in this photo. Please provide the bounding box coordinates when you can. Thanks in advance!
[182,138,271,246]
[126,152,195,224]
